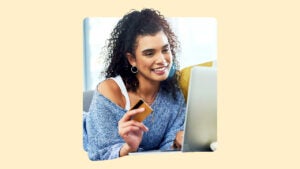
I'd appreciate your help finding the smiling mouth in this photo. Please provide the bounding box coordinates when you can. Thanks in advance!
[152,66,169,74]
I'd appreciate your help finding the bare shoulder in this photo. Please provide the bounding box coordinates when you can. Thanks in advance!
[98,79,125,108]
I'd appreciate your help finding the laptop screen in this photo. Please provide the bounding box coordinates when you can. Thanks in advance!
[182,66,217,152]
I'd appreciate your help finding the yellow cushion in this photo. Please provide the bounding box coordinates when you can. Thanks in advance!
[179,61,213,102]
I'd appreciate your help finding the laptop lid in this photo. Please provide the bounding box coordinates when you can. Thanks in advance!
[182,66,217,152]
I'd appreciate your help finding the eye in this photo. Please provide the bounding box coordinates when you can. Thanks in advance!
[162,48,170,53]
[144,51,154,56]
[142,50,155,56]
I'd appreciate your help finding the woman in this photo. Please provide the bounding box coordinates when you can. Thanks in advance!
[84,8,186,161]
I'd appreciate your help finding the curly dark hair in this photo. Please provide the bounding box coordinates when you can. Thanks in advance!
[103,8,180,99]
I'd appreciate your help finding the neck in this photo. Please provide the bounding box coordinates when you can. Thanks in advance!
[136,89,159,105]
[136,76,160,104]
[138,83,159,95]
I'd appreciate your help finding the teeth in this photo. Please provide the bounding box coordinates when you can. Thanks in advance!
[155,67,165,71]
[153,67,166,73]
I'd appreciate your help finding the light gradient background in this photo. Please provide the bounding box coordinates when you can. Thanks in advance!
[1,0,299,169]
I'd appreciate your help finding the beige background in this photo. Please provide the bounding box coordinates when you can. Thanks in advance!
[1,0,299,168]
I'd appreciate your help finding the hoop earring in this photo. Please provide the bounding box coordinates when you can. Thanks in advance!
[131,66,138,74]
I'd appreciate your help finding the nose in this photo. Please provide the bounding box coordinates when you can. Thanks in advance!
[156,52,168,65]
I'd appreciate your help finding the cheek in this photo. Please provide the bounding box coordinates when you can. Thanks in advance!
[166,54,173,63]
[137,59,152,69]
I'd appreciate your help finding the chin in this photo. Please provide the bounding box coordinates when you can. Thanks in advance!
[154,72,169,81]
[157,76,168,82]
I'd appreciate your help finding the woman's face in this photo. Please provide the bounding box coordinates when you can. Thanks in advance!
[128,31,173,83]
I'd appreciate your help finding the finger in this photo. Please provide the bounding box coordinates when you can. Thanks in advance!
[119,120,149,132]
[120,108,145,122]
[118,125,142,137]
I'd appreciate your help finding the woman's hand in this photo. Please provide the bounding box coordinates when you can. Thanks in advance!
[118,108,149,156]
[173,131,184,150]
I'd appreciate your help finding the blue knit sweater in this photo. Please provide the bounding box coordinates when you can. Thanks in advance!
[83,86,186,161]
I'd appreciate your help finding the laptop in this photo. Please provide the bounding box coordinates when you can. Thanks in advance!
[129,66,217,155]
[182,66,217,152]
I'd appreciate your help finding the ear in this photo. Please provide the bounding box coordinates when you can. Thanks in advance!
[126,53,136,67]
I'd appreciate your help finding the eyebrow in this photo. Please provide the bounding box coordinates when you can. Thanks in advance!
[141,44,169,53]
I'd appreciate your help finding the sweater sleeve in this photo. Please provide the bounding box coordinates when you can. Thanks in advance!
[85,92,125,161]
[159,91,186,150]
